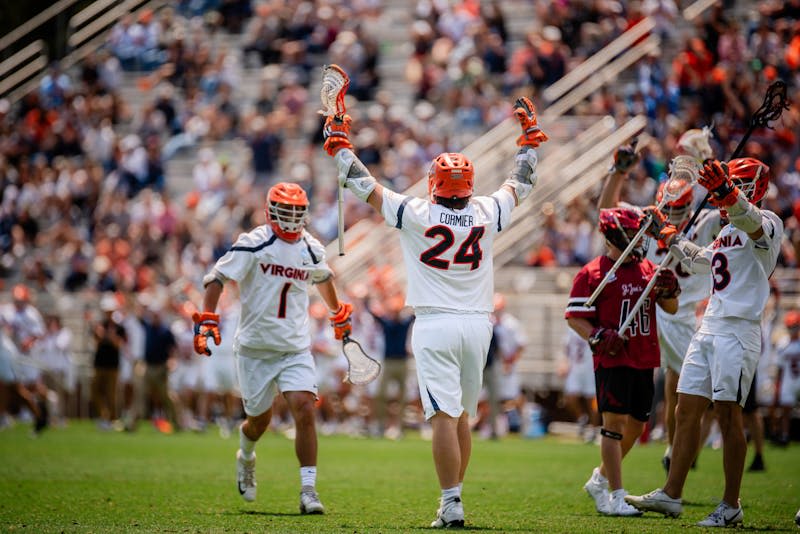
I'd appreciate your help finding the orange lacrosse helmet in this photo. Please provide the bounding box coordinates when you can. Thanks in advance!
[428,152,474,203]
[656,178,694,226]
[785,310,800,329]
[727,157,770,204]
[266,182,309,243]
[12,284,30,303]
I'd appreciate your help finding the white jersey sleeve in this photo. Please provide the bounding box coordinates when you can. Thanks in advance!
[702,210,783,322]
[381,188,516,312]
[207,226,323,354]
[651,209,722,325]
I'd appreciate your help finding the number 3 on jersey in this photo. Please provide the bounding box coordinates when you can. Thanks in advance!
[420,226,485,270]
[711,252,731,292]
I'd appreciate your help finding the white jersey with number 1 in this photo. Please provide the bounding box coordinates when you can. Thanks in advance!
[380,188,516,312]
[209,225,332,354]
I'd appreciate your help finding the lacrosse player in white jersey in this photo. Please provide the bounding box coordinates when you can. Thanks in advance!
[597,130,722,472]
[626,157,783,527]
[323,96,547,528]
[192,182,353,515]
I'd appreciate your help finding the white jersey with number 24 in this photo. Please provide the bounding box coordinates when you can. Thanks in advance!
[381,188,516,312]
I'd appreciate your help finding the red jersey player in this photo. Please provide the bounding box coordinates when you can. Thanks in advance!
[565,207,679,516]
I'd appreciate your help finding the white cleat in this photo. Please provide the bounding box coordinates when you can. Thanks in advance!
[608,490,643,517]
[299,486,325,514]
[430,497,465,528]
[583,468,610,514]
[625,488,682,517]
[696,501,743,527]
[236,450,257,502]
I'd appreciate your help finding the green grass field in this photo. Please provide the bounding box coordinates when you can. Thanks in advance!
[1,422,798,533]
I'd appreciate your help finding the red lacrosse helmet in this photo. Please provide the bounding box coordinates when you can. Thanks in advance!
[727,157,770,204]
[266,182,309,243]
[428,152,474,203]
[656,178,694,226]
[599,207,643,258]
[785,310,800,329]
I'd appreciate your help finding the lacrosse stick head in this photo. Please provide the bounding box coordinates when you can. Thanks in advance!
[319,64,350,117]
[656,156,699,226]
[676,126,714,162]
[342,336,381,386]
[752,79,789,129]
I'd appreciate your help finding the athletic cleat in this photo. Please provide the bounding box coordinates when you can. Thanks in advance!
[608,491,643,517]
[661,455,670,473]
[299,486,325,514]
[583,468,610,514]
[624,488,682,517]
[236,450,257,502]
[747,453,765,472]
[697,501,743,527]
[794,507,800,527]
[431,497,465,528]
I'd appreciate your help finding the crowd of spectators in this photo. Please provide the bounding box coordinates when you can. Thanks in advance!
[1,0,800,432]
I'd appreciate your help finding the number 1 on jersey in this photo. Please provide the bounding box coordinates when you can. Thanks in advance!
[278,282,291,318]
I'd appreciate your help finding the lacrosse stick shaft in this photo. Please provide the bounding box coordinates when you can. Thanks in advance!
[338,183,345,255]
[618,252,673,335]
[584,195,669,307]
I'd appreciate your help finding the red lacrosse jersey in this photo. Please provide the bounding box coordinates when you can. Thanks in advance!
[565,255,661,370]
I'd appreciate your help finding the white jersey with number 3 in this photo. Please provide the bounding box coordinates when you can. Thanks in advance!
[703,210,783,322]
[209,226,332,354]
[381,188,516,312]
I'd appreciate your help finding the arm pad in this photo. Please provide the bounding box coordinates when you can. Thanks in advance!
[669,237,711,274]
[725,193,763,234]
[334,149,377,202]
[503,147,539,202]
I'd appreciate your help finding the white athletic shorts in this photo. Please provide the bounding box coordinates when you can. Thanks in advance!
[779,371,800,407]
[677,319,760,407]
[564,361,595,398]
[411,311,492,420]
[658,318,696,374]
[235,344,317,417]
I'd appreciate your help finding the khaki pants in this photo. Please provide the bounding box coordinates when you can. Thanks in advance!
[376,358,408,429]
[91,368,118,421]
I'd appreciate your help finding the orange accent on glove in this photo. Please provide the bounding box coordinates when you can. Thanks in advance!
[329,302,353,340]
[699,160,739,207]
[192,311,221,356]
[323,114,353,156]
[641,205,678,248]
[513,96,549,148]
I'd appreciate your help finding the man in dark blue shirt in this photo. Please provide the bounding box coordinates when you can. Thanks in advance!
[368,295,413,438]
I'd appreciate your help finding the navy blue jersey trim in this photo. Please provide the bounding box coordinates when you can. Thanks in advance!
[491,196,502,231]
[395,196,411,229]
[230,234,278,252]
[303,237,320,264]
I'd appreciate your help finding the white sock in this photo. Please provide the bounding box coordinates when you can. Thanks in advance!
[300,466,317,488]
[239,424,256,459]
[441,486,461,503]
[458,482,463,494]
[664,445,672,458]
[593,468,607,484]
[611,489,626,499]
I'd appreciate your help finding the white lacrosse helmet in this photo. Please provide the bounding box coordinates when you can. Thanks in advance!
[676,126,714,162]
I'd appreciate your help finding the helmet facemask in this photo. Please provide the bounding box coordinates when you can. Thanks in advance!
[268,201,308,241]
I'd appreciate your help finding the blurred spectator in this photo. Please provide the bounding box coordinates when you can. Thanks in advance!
[91,292,127,430]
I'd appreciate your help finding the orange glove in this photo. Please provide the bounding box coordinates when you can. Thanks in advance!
[699,160,739,207]
[513,97,549,148]
[329,302,353,340]
[641,205,678,248]
[192,311,221,356]
[323,114,353,156]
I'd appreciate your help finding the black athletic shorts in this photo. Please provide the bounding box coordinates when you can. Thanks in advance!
[595,366,655,422]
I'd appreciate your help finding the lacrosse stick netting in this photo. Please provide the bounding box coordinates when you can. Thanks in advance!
[342,336,381,386]
[319,64,350,117]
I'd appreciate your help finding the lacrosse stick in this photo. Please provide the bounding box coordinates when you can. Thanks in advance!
[342,334,381,385]
[618,80,790,336]
[585,155,699,307]
[319,64,350,256]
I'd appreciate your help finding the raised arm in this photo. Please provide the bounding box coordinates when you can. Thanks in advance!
[323,114,385,212]
[596,141,640,210]
[501,97,548,205]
